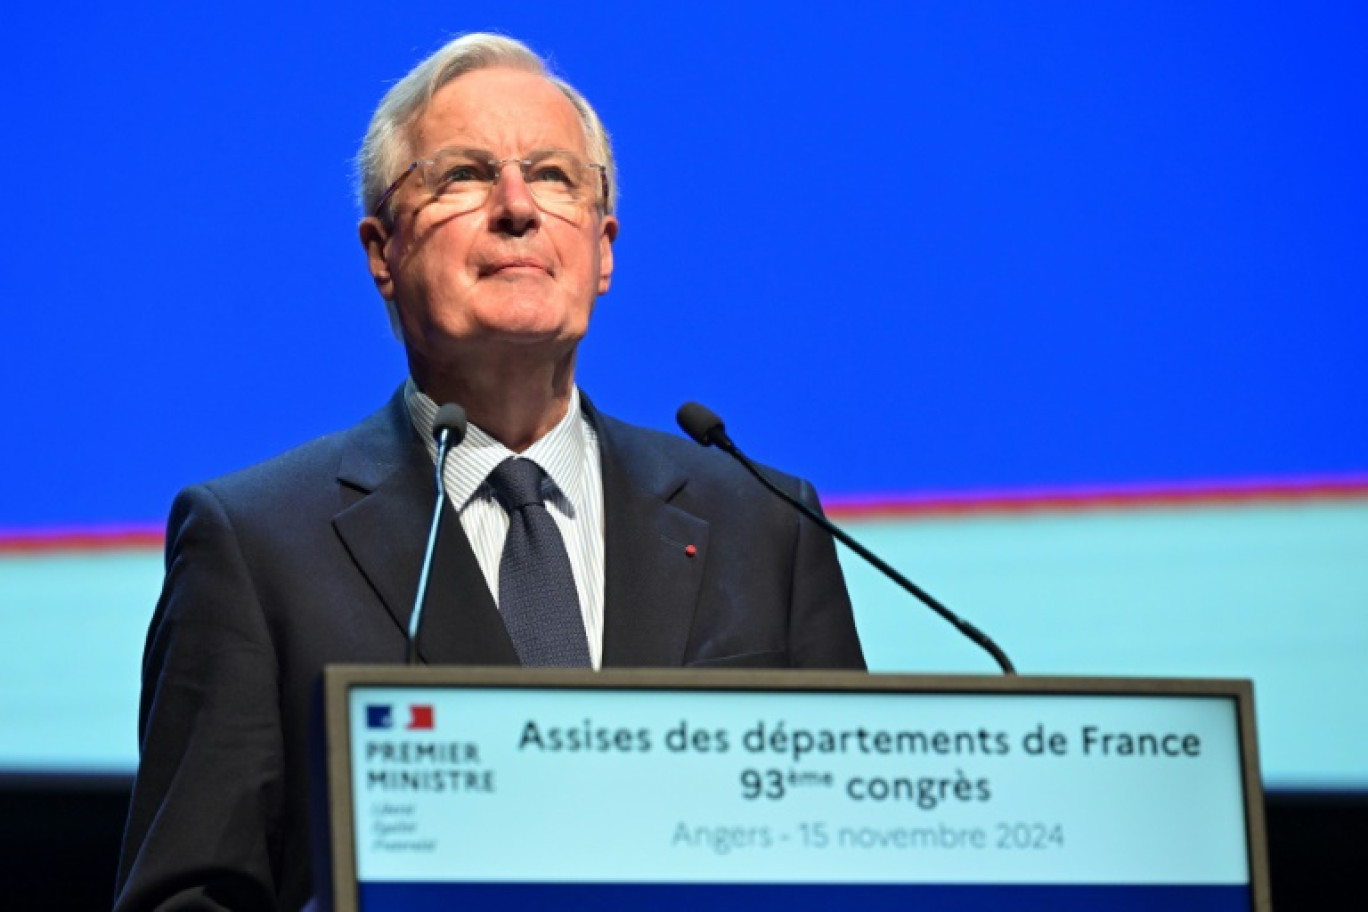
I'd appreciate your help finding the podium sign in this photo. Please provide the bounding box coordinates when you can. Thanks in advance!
[314,668,1269,911]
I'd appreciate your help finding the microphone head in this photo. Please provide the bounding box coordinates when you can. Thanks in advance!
[432,403,469,447]
[676,401,725,448]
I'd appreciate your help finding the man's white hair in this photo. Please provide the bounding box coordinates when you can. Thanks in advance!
[357,33,617,222]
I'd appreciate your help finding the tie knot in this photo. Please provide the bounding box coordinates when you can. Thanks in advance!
[487,458,548,511]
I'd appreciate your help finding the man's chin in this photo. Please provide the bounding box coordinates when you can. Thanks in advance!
[427,323,585,357]
[473,304,588,347]
[483,325,585,352]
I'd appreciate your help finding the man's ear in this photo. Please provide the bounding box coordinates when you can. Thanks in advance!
[597,215,619,295]
[359,216,394,300]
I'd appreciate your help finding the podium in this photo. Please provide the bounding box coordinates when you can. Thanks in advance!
[311,668,1271,911]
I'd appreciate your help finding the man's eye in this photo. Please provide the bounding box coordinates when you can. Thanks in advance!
[530,165,574,185]
[438,165,487,186]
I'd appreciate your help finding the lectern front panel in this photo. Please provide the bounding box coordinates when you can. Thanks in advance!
[316,669,1267,912]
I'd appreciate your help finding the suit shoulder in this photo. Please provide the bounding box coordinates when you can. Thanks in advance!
[192,429,350,508]
[175,394,407,520]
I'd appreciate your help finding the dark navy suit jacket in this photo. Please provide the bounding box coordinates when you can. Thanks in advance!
[114,390,865,911]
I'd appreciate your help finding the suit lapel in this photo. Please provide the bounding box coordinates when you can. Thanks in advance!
[592,405,710,668]
[329,389,706,668]
[331,391,518,666]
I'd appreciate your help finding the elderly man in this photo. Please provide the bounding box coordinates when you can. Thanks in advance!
[115,33,863,911]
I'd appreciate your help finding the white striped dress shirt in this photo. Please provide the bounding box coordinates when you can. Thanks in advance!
[406,381,606,668]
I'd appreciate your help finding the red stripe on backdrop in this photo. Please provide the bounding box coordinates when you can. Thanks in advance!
[822,474,1368,519]
[3,475,1367,552]
[0,525,165,554]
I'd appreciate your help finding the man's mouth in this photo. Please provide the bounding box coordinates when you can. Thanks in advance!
[480,258,550,277]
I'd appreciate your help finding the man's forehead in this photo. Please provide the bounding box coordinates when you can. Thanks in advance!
[409,67,586,156]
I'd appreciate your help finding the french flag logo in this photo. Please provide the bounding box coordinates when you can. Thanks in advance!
[366,704,435,730]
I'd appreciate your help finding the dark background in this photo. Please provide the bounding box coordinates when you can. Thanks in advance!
[0,781,1363,908]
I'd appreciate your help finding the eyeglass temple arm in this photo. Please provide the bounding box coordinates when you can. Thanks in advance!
[371,162,420,218]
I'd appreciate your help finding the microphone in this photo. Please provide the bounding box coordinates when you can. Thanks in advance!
[676,402,1016,674]
[407,403,469,665]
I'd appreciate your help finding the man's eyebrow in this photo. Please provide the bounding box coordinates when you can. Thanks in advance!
[422,146,494,161]
[428,147,582,160]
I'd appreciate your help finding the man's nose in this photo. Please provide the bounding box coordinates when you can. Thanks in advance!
[489,162,540,236]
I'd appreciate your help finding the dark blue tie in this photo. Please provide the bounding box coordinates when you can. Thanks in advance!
[486,457,592,667]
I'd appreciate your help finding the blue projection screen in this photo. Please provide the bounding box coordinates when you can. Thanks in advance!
[1,3,1365,789]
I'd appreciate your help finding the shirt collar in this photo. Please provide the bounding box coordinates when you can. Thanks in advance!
[405,379,589,515]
